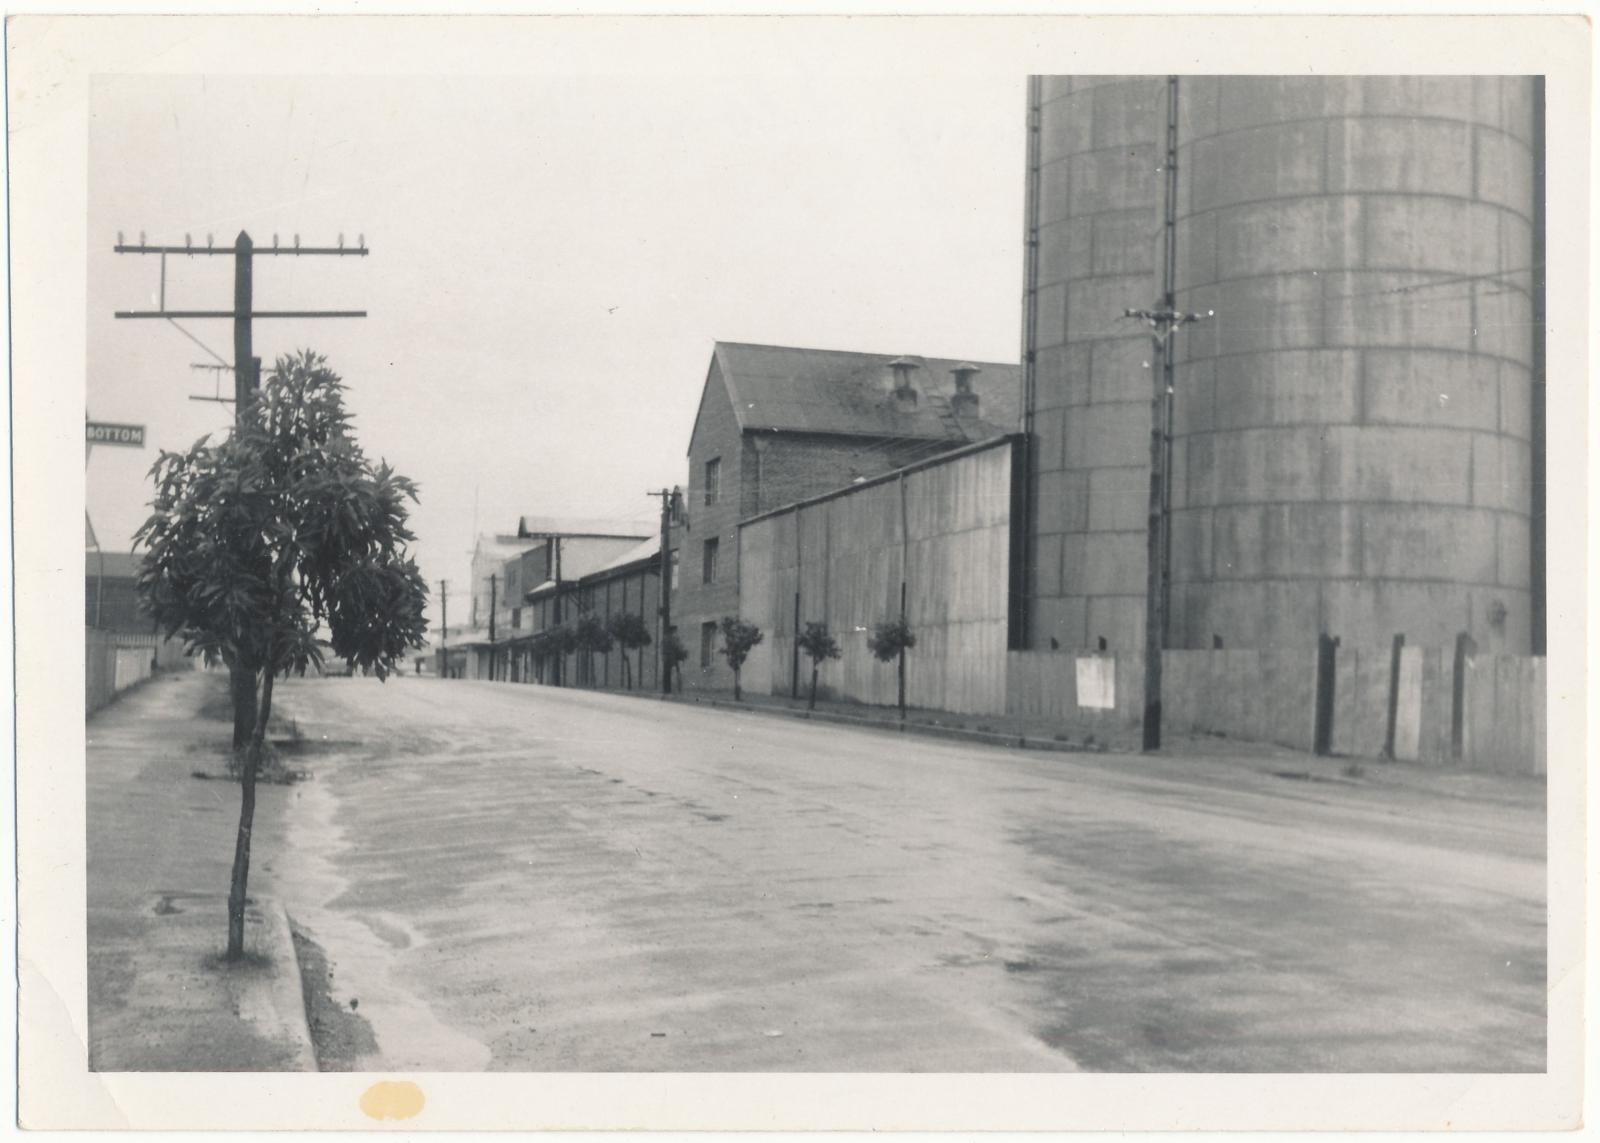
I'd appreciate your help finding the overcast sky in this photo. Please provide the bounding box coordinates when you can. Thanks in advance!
[86,69,1025,630]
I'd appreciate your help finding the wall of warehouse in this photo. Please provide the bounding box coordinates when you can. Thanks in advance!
[739,439,1015,716]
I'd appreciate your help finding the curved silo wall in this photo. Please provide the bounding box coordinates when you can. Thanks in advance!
[1025,76,1167,652]
[1025,75,1539,656]
[1168,76,1537,653]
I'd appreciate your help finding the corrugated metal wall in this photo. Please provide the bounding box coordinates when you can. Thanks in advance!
[738,442,1012,715]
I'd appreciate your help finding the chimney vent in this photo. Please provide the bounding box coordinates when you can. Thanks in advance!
[886,356,919,409]
[950,362,982,418]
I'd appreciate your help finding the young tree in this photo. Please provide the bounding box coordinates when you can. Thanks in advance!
[717,616,764,702]
[660,630,689,693]
[606,611,652,690]
[573,613,614,687]
[136,350,428,960]
[867,617,918,720]
[796,621,842,711]
[553,624,580,686]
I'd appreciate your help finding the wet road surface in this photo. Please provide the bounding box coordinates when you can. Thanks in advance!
[274,676,1544,1072]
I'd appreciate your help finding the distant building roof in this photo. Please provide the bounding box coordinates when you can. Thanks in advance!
[524,535,652,598]
[86,550,141,578]
[586,534,660,579]
[516,515,654,540]
[708,341,1021,444]
[473,534,542,562]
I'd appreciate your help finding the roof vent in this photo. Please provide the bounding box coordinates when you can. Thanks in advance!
[886,356,919,409]
[950,362,982,418]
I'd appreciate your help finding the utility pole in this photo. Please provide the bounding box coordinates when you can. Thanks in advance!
[1125,303,1212,752]
[113,228,369,744]
[1120,75,1216,754]
[647,488,675,695]
[114,228,368,412]
[232,231,256,407]
[488,574,498,681]
[439,579,449,678]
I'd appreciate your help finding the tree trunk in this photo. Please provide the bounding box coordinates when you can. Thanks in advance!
[733,668,742,702]
[808,663,819,711]
[229,663,257,750]
[620,653,631,690]
[897,649,907,720]
[226,666,273,960]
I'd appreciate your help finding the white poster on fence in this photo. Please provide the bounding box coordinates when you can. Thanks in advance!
[1076,656,1116,710]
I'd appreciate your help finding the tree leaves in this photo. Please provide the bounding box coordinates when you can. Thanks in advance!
[797,621,842,665]
[717,616,764,671]
[867,617,916,663]
[135,349,430,682]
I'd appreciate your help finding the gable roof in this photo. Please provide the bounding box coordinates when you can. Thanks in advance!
[516,515,654,540]
[702,341,1021,445]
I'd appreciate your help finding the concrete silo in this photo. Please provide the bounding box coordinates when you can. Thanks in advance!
[1021,75,1542,655]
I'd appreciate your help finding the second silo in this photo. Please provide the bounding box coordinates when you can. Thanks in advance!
[1023,74,1540,655]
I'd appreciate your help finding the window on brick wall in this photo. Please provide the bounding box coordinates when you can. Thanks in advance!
[703,538,719,584]
[700,620,717,670]
[512,607,521,630]
[704,457,721,506]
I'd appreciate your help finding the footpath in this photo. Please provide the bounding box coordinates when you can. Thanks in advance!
[86,671,316,1071]
[627,683,1543,809]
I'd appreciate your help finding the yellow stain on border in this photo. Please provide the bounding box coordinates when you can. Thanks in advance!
[360,1080,425,1121]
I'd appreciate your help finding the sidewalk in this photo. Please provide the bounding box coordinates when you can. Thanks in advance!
[597,681,1543,811]
[86,671,315,1071]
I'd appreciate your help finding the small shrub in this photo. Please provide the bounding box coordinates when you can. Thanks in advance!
[717,617,764,701]
[867,616,916,718]
[796,621,842,711]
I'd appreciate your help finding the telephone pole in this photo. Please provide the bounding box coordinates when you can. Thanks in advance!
[115,229,368,413]
[647,488,676,695]
[1125,304,1211,752]
[113,228,369,743]
[488,574,498,681]
[1123,74,1218,753]
[439,579,450,678]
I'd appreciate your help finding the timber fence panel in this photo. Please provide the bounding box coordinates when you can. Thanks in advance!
[1463,654,1545,776]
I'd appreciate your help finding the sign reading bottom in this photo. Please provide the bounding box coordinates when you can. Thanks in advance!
[86,422,146,447]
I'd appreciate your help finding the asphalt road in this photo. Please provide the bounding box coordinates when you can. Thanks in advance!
[273,676,1545,1073]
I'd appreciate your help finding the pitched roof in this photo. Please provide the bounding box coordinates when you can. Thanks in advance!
[516,515,654,540]
[473,534,541,562]
[585,534,660,579]
[709,341,1021,443]
[525,536,653,599]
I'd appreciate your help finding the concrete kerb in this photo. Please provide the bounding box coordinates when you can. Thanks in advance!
[253,895,319,1072]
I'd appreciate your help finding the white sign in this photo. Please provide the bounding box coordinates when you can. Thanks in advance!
[86,421,146,447]
[1076,656,1116,710]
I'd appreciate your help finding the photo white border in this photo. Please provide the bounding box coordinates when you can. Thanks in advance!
[9,11,1588,1132]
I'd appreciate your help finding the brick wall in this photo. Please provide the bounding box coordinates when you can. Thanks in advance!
[675,358,747,692]
[748,433,960,517]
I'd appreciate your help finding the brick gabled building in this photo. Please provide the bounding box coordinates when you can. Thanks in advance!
[672,341,1020,692]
